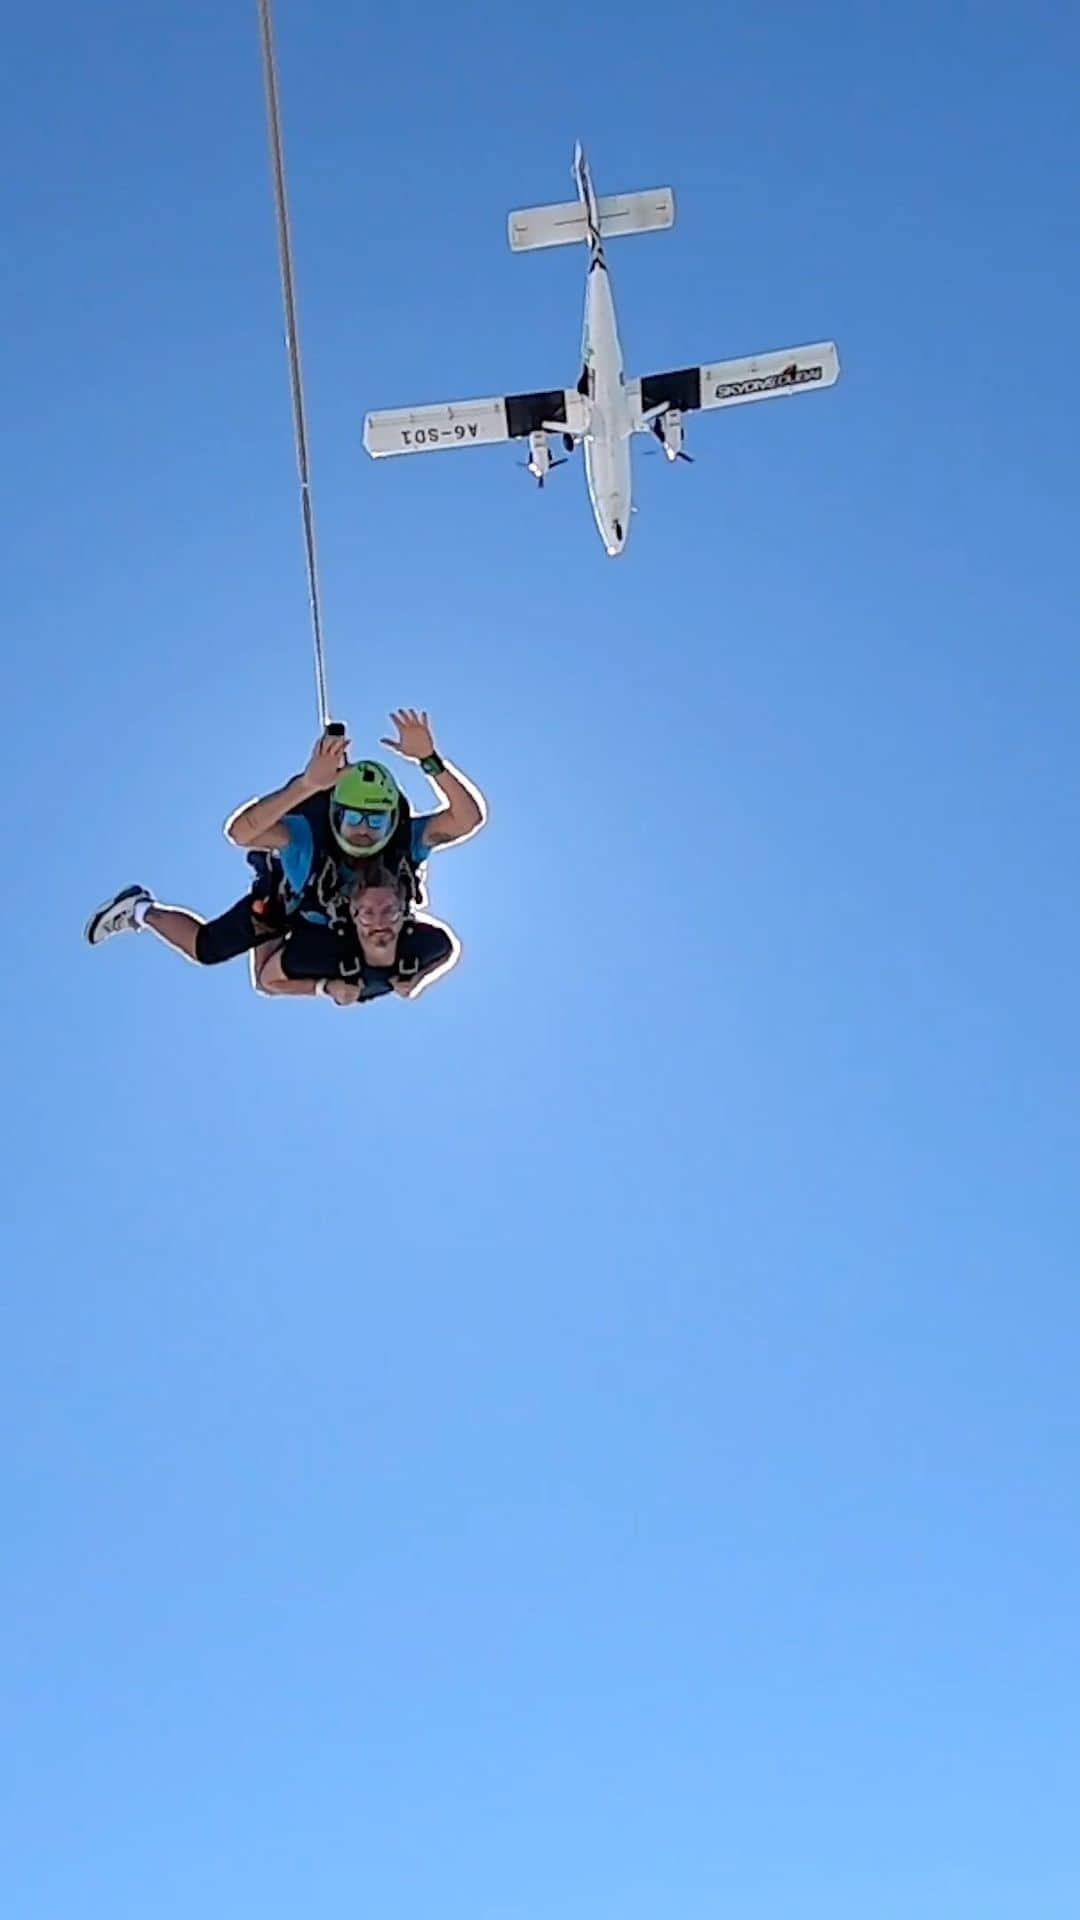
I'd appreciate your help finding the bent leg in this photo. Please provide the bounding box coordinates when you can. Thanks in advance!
[141,893,278,967]
[193,894,279,966]
[143,903,206,962]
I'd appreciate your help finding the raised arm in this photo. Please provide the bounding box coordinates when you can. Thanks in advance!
[380,709,486,850]
[225,730,350,851]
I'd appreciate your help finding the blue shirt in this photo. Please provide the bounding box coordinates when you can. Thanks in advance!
[279,812,434,920]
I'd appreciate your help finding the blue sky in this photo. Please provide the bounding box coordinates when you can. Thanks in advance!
[5,1,1080,1915]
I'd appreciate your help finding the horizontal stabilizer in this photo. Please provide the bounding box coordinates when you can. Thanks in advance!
[364,387,586,458]
[634,342,839,421]
[508,187,675,252]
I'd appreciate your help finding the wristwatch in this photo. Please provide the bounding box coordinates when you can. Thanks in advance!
[419,751,445,776]
[314,979,329,998]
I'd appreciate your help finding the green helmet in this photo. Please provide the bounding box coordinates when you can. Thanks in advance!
[330,761,401,857]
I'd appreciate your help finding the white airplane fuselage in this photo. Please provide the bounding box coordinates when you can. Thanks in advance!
[575,147,632,557]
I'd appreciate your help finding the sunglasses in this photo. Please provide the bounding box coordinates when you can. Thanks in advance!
[337,807,392,831]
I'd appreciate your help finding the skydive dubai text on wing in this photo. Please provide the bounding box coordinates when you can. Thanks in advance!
[714,364,825,401]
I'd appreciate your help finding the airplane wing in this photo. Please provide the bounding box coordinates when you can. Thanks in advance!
[364,386,584,458]
[636,341,839,419]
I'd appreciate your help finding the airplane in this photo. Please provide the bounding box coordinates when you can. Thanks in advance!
[362,144,840,557]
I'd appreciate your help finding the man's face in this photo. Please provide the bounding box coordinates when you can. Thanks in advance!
[351,885,405,960]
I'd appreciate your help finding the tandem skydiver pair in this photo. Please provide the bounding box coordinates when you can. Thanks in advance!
[85,709,486,1007]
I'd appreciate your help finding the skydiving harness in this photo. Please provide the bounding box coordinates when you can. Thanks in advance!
[246,789,426,960]
[332,920,433,990]
[245,853,425,987]
[297,789,424,921]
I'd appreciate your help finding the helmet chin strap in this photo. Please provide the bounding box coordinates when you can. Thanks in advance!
[335,837,391,858]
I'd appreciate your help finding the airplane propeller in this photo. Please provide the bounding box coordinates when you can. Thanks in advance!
[519,457,568,488]
[644,413,693,463]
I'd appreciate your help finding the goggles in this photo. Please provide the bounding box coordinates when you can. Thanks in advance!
[336,806,393,833]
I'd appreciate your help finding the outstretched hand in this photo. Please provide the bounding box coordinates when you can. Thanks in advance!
[380,708,435,763]
[305,729,350,790]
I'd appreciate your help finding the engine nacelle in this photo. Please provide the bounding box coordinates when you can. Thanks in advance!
[527,429,553,482]
[655,407,685,461]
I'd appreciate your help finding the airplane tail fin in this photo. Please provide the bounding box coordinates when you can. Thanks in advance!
[508,186,675,252]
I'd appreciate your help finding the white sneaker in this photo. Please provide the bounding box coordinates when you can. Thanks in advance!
[85,885,153,946]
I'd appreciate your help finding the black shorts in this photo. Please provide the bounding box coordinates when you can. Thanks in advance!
[193,893,282,966]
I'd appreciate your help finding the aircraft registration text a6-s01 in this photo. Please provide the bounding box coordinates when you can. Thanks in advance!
[362,144,840,558]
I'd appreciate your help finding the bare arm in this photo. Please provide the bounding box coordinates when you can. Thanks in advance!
[226,771,318,851]
[225,731,350,850]
[254,945,361,1004]
[420,758,486,848]
[379,708,486,850]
